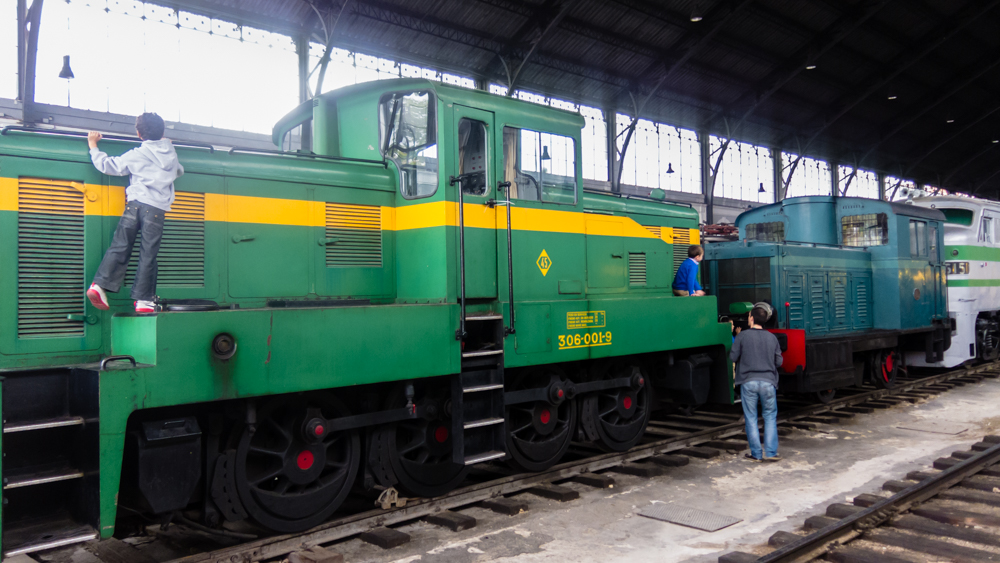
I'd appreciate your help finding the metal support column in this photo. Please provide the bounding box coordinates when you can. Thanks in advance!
[18,0,44,123]
[606,109,619,191]
[878,171,887,201]
[296,35,312,152]
[700,130,713,225]
[473,77,488,91]
[831,162,840,196]
[772,147,784,201]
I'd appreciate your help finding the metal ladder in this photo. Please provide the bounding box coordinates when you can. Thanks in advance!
[1,369,99,558]
[452,314,506,466]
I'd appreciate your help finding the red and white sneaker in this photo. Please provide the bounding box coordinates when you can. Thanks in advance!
[86,283,109,310]
[134,300,156,314]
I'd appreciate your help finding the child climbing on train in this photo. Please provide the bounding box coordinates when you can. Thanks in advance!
[85,113,184,314]
[731,306,783,462]
[672,244,706,296]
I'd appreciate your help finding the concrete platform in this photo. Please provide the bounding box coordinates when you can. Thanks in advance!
[323,377,1000,563]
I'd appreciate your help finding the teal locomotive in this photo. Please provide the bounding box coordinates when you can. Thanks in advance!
[0,79,735,556]
[706,196,951,402]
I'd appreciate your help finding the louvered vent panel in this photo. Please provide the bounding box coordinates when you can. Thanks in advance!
[833,279,847,319]
[325,203,382,267]
[644,226,661,238]
[856,279,870,326]
[17,179,85,338]
[788,275,804,325]
[810,278,826,324]
[125,192,206,288]
[628,253,647,286]
[672,228,691,274]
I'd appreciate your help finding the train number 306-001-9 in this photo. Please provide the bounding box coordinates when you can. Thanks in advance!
[558,331,613,350]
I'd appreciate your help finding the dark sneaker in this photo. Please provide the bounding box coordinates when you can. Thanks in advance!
[87,283,109,310]
[134,300,156,314]
[763,455,783,462]
[743,453,762,462]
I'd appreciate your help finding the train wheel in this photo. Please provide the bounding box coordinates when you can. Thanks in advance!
[374,383,469,498]
[815,389,836,403]
[872,349,899,389]
[581,364,650,452]
[234,394,359,533]
[505,369,577,472]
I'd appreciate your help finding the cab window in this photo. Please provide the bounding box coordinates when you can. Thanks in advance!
[980,215,993,244]
[457,118,488,196]
[909,220,927,257]
[744,222,784,242]
[841,213,888,247]
[502,127,577,204]
[379,91,438,199]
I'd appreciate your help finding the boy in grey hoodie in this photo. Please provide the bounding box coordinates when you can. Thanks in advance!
[85,113,184,314]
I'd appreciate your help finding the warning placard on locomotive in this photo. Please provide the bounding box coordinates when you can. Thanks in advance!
[567,311,606,329]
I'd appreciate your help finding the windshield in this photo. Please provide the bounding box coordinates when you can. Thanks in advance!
[379,91,438,199]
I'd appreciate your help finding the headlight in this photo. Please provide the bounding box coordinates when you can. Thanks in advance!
[945,262,969,275]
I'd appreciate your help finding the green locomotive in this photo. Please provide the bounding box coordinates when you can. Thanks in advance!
[0,78,733,556]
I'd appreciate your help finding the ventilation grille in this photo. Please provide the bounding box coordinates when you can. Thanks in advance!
[787,274,804,327]
[832,278,847,321]
[628,253,647,286]
[325,203,382,267]
[810,277,826,326]
[644,226,661,238]
[126,192,206,288]
[855,278,870,327]
[17,179,85,339]
[672,227,691,274]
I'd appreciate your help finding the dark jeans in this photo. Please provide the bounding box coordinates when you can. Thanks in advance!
[93,201,164,301]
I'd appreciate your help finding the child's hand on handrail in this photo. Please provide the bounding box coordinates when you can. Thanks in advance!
[87,131,102,149]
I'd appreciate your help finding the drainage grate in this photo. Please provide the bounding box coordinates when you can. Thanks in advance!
[638,504,741,532]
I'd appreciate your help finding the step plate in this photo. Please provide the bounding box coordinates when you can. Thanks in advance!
[3,518,97,557]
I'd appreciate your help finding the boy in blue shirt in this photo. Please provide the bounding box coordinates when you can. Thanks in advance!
[672,245,706,296]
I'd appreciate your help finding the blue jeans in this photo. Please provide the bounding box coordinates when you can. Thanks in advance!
[741,380,778,459]
[93,202,164,301]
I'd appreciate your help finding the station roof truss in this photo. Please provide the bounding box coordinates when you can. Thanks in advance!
[128,0,1000,198]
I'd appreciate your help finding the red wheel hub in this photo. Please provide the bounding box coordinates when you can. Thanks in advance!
[314,424,324,436]
[539,409,551,424]
[882,352,895,381]
[434,426,449,443]
[296,450,314,470]
[623,396,633,410]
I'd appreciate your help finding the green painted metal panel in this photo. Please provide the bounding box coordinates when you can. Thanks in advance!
[514,303,552,354]
[946,245,1000,261]
[585,220,625,289]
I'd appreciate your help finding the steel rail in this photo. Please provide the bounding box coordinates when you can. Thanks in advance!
[164,361,1000,563]
[758,439,1000,563]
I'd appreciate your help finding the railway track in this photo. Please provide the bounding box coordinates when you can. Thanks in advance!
[66,361,1000,563]
[724,434,1000,563]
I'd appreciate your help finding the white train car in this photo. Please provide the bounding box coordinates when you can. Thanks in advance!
[910,195,1000,367]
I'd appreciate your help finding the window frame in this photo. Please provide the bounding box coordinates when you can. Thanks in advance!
[378,90,439,200]
[909,219,927,257]
[840,213,889,247]
[743,221,785,242]
[502,125,578,206]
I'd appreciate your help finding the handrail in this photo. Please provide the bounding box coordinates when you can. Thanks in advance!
[0,126,215,152]
[226,147,387,167]
[499,181,516,336]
